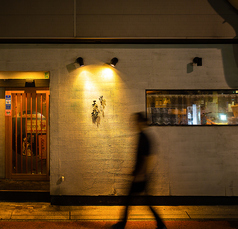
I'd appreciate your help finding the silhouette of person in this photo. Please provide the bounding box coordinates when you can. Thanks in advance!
[112,112,167,229]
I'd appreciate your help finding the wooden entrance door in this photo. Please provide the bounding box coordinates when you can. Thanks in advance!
[5,89,49,180]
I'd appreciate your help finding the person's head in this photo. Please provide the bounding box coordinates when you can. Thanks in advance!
[134,112,148,130]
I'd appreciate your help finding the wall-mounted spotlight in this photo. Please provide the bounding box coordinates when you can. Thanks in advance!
[76,57,84,67]
[193,57,202,66]
[25,79,35,87]
[110,57,118,67]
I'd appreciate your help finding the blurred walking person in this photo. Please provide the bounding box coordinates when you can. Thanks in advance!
[112,112,167,229]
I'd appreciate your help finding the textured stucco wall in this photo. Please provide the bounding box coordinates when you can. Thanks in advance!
[0,44,238,196]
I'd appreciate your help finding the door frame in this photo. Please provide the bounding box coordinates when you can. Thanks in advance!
[5,88,50,180]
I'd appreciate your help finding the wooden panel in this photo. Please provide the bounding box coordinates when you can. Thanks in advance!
[35,80,50,88]
[0,80,25,88]
[0,80,49,88]
[11,174,48,181]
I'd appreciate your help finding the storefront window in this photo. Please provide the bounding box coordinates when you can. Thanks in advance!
[146,90,238,126]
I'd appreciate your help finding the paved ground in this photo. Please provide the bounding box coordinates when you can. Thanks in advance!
[1,202,238,221]
[1,203,238,228]
[1,221,238,229]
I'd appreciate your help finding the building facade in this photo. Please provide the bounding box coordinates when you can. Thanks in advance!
[0,0,238,203]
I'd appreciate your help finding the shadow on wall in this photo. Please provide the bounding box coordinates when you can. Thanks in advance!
[208,0,238,88]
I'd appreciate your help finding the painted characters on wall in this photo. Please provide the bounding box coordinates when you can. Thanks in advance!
[91,96,106,127]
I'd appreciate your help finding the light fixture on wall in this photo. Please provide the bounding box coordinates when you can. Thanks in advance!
[76,57,84,67]
[25,79,35,87]
[193,57,202,66]
[109,57,118,67]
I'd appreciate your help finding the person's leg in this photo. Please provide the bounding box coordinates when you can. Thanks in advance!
[111,183,136,229]
[144,182,166,229]
[149,206,166,229]
[120,181,140,224]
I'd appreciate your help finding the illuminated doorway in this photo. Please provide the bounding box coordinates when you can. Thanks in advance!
[5,89,49,180]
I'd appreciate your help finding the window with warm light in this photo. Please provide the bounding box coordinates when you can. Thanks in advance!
[146,90,238,126]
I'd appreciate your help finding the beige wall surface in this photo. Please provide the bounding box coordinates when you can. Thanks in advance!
[0,0,237,39]
[0,43,238,196]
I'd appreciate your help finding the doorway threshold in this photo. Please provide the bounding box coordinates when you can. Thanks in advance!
[0,190,50,202]
[0,179,50,192]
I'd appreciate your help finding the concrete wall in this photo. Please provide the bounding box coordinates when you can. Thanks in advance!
[0,0,237,39]
[0,44,238,196]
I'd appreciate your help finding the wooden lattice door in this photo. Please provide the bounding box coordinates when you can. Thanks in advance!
[5,89,49,180]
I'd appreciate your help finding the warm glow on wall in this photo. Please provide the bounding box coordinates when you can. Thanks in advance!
[72,64,129,128]
[101,67,114,80]
[69,64,135,196]
[78,70,97,91]
[75,66,116,89]
[0,71,49,79]
[84,81,95,91]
